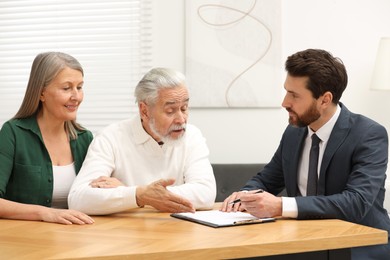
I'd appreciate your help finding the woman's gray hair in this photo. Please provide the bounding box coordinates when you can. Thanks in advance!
[13,51,84,140]
[134,67,186,106]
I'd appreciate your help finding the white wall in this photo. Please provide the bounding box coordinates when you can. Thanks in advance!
[152,0,390,164]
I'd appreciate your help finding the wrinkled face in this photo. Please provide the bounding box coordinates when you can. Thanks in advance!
[281,75,321,128]
[141,85,189,145]
[40,67,84,122]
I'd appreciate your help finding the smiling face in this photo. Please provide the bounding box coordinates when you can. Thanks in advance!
[39,67,84,123]
[140,85,189,145]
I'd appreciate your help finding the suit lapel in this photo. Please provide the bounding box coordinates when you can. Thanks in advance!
[317,104,351,195]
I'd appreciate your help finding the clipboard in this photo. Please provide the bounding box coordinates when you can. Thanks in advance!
[171,210,275,228]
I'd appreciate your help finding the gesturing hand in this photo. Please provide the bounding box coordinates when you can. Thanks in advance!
[136,179,195,213]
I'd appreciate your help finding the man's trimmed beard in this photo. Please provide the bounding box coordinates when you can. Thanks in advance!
[149,117,186,147]
[287,100,320,128]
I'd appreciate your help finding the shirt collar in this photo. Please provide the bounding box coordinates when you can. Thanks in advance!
[308,104,341,142]
[131,114,154,145]
[15,116,41,136]
[15,115,87,136]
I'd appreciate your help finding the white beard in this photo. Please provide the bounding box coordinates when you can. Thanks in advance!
[149,118,186,147]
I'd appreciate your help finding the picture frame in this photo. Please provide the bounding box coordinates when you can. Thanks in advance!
[186,0,282,108]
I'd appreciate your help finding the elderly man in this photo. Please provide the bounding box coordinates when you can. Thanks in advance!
[69,68,216,214]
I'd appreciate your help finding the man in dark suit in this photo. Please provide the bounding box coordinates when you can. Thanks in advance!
[221,49,390,259]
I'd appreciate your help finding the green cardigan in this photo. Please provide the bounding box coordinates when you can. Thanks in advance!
[0,117,93,207]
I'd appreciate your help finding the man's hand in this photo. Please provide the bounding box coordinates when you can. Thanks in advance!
[239,191,282,218]
[136,179,195,213]
[90,176,125,188]
[220,191,249,212]
[220,190,282,218]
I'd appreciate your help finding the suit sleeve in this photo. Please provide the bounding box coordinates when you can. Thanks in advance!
[242,133,287,195]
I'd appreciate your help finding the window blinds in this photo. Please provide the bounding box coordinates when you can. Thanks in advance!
[0,0,152,133]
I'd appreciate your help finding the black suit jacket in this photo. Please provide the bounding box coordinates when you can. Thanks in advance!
[244,103,390,259]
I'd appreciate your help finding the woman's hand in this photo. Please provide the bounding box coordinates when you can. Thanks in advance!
[39,208,94,225]
[90,176,125,188]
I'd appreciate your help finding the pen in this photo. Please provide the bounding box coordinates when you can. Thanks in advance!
[228,189,264,205]
[233,217,275,225]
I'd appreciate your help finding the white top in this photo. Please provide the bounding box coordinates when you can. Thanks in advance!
[68,115,216,215]
[282,104,341,218]
[51,162,76,209]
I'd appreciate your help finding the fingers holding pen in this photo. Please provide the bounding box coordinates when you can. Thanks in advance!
[220,191,246,212]
[239,189,264,202]
[240,190,282,218]
[220,189,264,213]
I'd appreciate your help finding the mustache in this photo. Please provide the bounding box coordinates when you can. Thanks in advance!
[286,108,296,115]
[169,124,186,132]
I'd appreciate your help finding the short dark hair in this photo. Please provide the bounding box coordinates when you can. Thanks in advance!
[285,49,348,104]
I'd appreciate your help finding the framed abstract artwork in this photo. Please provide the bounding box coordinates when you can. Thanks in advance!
[186,0,282,108]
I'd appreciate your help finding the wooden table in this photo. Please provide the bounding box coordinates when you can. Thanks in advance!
[0,206,387,260]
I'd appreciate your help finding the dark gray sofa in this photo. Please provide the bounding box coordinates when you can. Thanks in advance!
[212,164,265,202]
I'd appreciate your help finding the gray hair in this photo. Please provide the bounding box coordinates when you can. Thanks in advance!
[134,67,186,106]
[14,52,84,140]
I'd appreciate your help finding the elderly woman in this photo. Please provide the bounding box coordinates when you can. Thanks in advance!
[0,52,94,225]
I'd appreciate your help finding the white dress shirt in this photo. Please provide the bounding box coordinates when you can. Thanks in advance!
[282,105,341,218]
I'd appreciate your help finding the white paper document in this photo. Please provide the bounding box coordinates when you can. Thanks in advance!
[171,210,275,228]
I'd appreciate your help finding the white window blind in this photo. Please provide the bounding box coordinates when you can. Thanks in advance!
[0,0,152,133]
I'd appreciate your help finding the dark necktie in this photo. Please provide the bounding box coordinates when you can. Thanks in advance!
[307,134,321,196]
